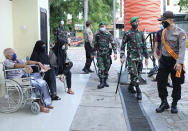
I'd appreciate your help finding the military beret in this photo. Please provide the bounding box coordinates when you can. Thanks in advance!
[130,16,139,24]
[99,21,106,26]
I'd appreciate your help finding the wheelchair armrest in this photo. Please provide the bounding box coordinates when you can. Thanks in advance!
[28,64,40,73]
[4,68,25,72]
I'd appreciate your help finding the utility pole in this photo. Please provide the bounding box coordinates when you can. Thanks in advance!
[113,0,116,38]
[84,0,88,24]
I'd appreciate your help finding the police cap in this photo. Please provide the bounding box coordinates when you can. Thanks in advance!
[158,11,174,21]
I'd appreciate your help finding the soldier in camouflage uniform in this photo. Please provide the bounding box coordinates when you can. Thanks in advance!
[54,20,68,50]
[93,22,117,89]
[120,16,148,100]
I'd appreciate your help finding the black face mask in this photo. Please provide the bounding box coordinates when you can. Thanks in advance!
[41,44,46,51]
[162,21,170,28]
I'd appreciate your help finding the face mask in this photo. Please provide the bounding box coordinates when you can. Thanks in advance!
[41,44,46,51]
[100,27,106,32]
[61,21,64,25]
[61,45,66,50]
[131,23,138,29]
[160,24,164,29]
[162,21,170,28]
[12,53,17,61]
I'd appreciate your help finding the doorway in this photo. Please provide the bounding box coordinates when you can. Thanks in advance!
[40,8,48,50]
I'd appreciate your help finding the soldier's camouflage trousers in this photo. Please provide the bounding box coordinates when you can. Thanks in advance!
[97,55,112,79]
[128,59,143,86]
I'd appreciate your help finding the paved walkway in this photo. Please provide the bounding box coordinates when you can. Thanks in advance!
[68,47,127,131]
[70,73,127,131]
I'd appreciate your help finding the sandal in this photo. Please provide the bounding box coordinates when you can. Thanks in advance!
[51,95,61,101]
[67,90,75,95]
[40,106,50,113]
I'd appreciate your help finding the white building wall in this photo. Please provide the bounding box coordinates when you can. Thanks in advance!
[0,0,14,62]
[12,0,39,59]
[12,0,49,59]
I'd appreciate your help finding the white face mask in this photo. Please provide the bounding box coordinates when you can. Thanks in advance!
[100,27,106,32]
[61,21,64,25]
[61,45,65,50]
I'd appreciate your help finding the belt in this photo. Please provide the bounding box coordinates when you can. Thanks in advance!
[161,55,176,63]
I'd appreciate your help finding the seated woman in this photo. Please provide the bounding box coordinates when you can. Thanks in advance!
[30,40,61,100]
[50,39,74,95]
[3,48,53,113]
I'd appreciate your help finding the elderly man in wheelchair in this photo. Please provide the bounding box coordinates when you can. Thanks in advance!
[2,48,54,113]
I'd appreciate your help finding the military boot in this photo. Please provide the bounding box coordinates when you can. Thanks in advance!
[128,84,136,94]
[135,86,142,100]
[82,67,89,74]
[156,98,170,113]
[88,68,94,73]
[104,78,109,87]
[171,101,178,114]
[97,79,105,89]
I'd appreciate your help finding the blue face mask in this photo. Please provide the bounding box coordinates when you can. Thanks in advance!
[12,53,17,61]
[100,27,106,32]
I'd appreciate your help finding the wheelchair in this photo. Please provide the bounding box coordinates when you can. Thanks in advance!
[0,63,43,114]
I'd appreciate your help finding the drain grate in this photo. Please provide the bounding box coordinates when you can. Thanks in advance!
[119,85,153,131]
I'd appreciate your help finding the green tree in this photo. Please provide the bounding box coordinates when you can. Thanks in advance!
[49,0,84,42]
[88,0,114,33]
[49,0,115,42]
[178,0,188,19]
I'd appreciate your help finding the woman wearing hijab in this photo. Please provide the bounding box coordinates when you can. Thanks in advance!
[30,40,61,100]
[50,39,74,95]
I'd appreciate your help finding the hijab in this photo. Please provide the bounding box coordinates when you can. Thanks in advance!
[30,40,49,64]
[52,39,67,74]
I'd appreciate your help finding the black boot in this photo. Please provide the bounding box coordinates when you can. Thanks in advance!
[171,101,178,114]
[82,67,89,74]
[135,86,142,100]
[104,78,109,87]
[167,82,173,88]
[88,68,94,73]
[128,84,136,94]
[156,98,170,113]
[97,79,105,89]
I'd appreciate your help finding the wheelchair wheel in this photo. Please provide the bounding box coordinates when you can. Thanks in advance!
[31,102,40,114]
[0,79,23,113]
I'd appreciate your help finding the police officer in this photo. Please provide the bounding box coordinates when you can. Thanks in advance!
[54,20,68,50]
[153,22,172,87]
[93,21,117,89]
[156,11,187,113]
[82,21,94,73]
[120,16,149,100]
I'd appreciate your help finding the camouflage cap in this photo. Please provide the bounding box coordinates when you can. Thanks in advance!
[130,16,139,24]
[99,21,106,26]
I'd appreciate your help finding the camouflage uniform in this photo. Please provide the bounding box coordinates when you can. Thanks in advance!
[120,29,148,86]
[94,31,117,79]
[54,26,68,50]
